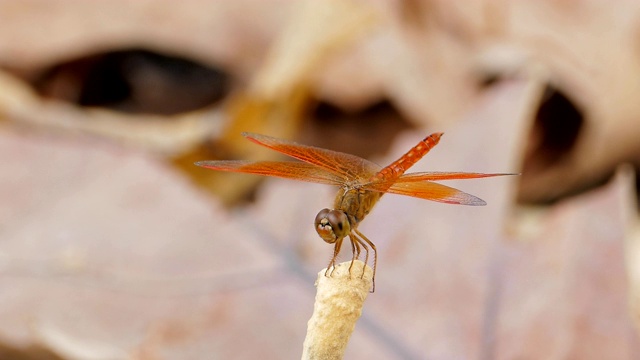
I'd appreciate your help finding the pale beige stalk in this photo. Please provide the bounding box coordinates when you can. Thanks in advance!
[301,260,373,360]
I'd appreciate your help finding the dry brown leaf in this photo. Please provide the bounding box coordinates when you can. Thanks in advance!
[0,0,639,358]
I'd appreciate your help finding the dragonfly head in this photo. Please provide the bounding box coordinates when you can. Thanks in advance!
[314,208,350,243]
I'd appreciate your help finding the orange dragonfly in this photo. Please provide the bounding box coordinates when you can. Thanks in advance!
[196,132,511,291]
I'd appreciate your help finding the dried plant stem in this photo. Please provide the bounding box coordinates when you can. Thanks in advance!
[301,260,373,360]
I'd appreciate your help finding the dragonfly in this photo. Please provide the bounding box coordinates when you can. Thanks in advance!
[196,132,511,291]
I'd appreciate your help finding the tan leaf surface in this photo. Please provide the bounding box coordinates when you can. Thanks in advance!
[0,0,639,359]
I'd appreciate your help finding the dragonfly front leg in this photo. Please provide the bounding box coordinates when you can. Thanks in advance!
[352,234,369,279]
[325,237,344,277]
[347,236,362,278]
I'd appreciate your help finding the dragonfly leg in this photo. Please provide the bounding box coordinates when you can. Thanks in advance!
[325,237,344,277]
[347,236,362,278]
[354,229,377,292]
[351,233,369,279]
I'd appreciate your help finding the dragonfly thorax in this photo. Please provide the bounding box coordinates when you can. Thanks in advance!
[334,187,382,225]
[314,208,351,244]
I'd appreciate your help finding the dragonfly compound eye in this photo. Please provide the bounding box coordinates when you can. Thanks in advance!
[314,208,350,243]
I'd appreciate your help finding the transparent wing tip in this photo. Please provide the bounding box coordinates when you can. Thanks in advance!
[452,194,487,206]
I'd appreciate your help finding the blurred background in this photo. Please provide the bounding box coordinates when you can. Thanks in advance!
[1,0,639,359]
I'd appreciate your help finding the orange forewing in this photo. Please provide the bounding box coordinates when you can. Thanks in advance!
[195,160,345,186]
[243,133,380,182]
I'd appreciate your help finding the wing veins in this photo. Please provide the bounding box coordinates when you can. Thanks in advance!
[243,133,380,182]
[195,160,345,186]
[365,179,487,206]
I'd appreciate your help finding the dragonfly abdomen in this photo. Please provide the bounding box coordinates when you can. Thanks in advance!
[372,132,444,183]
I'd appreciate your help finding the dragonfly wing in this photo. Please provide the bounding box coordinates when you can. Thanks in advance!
[393,171,517,182]
[366,180,488,205]
[195,160,346,186]
[242,132,381,182]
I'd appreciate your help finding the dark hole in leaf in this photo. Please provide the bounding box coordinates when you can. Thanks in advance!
[483,76,584,167]
[32,48,230,115]
[533,86,584,163]
[478,73,501,88]
[482,76,590,203]
[302,100,414,160]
